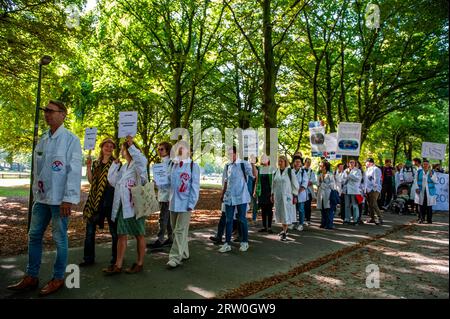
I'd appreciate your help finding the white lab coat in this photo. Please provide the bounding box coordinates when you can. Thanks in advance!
[272,168,299,225]
[168,158,201,212]
[342,168,362,195]
[108,145,148,221]
[294,168,309,203]
[303,167,317,199]
[415,169,438,206]
[32,125,82,205]
[317,172,334,210]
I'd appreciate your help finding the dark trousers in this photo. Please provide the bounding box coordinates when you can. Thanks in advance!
[260,202,273,229]
[328,205,336,229]
[157,202,172,242]
[305,193,312,221]
[419,193,433,223]
[339,194,346,220]
[83,216,118,265]
[380,182,394,206]
[320,208,329,228]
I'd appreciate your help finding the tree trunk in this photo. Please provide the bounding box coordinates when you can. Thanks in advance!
[262,0,277,154]
[325,51,335,132]
[171,62,183,129]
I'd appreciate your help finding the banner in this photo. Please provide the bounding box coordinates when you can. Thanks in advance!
[421,142,447,160]
[309,121,326,157]
[83,127,97,150]
[337,122,362,156]
[118,111,138,138]
[433,172,449,211]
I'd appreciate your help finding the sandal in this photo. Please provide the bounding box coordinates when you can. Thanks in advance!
[125,263,143,274]
[103,265,122,275]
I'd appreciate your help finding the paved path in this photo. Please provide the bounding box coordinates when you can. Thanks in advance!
[0,211,447,299]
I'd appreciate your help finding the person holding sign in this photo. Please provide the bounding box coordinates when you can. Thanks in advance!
[415,159,438,224]
[104,136,148,275]
[148,142,174,249]
[79,138,118,270]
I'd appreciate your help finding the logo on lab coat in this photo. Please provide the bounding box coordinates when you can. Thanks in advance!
[51,160,64,172]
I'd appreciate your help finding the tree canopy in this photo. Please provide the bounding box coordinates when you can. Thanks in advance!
[1,0,448,167]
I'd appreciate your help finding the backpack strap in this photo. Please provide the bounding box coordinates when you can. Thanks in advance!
[240,162,247,182]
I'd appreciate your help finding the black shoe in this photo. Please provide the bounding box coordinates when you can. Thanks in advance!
[213,240,224,245]
[147,240,163,249]
[79,261,95,267]
[233,237,241,243]
[162,239,173,246]
[281,232,287,241]
[258,228,267,233]
[209,236,220,242]
[267,229,274,234]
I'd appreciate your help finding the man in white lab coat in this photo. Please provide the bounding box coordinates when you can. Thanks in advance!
[8,100,82,296]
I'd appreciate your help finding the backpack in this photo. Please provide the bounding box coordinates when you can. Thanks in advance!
[273,167,293,181]
[225,162,247,182]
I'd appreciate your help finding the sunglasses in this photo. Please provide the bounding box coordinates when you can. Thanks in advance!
[40,107,64,114]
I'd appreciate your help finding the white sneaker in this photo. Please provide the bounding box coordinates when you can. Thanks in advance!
[239,242,249,252]
[297,225,304,231]
[288,224,294,230]
[167,260,178,268]
[219,243,231,253]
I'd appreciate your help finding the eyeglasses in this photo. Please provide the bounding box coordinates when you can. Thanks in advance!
[40,107,64,114]
[158,148,166,151]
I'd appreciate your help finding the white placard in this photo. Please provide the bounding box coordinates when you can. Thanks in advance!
[83,127,97,150]
[242,129,258,160]
[421,142,447,160]
[309,121,326,157]
[152,163,169,186]
[337,122,362,156]
[118,111,138,138]
[432,172,449,211]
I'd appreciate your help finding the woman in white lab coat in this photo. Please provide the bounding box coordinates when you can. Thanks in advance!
[271,156,299,241]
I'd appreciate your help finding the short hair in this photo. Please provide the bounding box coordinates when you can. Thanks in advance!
[228,145,237,154]
[385,159,392,163]
[158,141,172,153]
[413,157,421,164]
[48,100,67,114]
[304,157,311,163]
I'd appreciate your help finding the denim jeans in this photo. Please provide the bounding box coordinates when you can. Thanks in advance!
[345,194,359,222]
[296,202,305,226]
[27,202,68,279]
[327,205,336,229]
[83,216,118,265]
[225,203,248,244]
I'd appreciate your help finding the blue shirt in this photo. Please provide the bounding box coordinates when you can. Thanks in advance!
[222,160,254,206]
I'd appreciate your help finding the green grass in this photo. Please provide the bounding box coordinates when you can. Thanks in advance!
[0,186,30,197]
[200,183,222,189]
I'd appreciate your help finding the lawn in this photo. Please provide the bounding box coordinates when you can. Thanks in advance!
[0,186,30,198]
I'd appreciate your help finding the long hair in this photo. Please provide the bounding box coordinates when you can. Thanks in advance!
[98,138,116,162]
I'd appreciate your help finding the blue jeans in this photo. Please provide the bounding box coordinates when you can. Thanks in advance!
[225,204,248,244]
[345,194,359,222]
[27,202,68,279]
[296,202,305,226]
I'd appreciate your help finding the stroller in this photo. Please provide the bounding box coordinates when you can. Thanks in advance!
[384,183,411,215]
